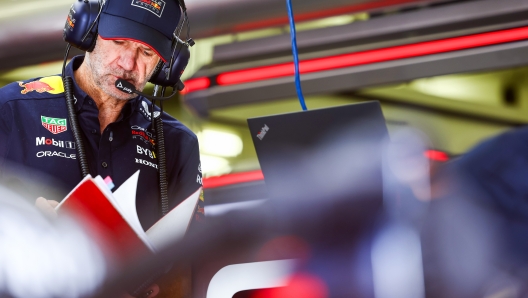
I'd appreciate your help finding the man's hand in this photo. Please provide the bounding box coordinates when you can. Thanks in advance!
[35,197,59,218]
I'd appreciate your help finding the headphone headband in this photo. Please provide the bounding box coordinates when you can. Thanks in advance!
[177,0,187,12]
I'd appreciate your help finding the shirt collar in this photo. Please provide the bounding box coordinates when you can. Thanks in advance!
[64,55,88,112]
[64,55,140,116]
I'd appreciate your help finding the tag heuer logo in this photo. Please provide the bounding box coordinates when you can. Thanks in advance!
[41,116,67,134]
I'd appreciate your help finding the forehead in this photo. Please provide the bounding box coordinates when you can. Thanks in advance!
[100,36,162,59]
[120,39,155,51]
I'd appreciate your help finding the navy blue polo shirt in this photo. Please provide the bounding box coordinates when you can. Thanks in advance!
[0,56,203,230]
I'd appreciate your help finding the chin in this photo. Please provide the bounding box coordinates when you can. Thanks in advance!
[116,93,136,101]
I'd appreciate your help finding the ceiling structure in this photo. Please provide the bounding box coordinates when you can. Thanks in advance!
[184,0,528,116]
[179,0,528,175]
[0,0,450,72]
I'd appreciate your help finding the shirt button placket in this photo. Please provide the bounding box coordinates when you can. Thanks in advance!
[98,128,113,177]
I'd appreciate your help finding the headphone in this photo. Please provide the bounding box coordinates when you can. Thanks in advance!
[63,0,191,89]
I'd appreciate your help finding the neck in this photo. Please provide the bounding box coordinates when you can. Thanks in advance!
[74,61,127,133]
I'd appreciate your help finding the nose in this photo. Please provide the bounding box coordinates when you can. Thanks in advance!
[117,47,138,72]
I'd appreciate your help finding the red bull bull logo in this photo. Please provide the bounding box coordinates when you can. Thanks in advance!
[19,81,53,94]
[18,76,64,95]
[67,16,75,28]
[131,129,156,146]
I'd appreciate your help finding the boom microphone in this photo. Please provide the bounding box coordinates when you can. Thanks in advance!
[115,79,178,101]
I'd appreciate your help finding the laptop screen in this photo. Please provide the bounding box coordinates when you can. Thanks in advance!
[247,101,389,204]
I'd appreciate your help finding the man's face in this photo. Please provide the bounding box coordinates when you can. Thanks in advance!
[85,35,160,100]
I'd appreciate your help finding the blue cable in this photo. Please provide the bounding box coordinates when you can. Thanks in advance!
[286,0,308,111]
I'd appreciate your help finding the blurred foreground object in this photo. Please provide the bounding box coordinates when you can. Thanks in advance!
[0,184,107,298]
[101,126,528,297]
[422,125,528,297]
[0,122,516,298]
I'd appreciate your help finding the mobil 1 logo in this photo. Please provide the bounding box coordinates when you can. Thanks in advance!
[36,137,75,149]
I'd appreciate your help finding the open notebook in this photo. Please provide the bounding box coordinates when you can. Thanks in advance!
[56,170,201,262]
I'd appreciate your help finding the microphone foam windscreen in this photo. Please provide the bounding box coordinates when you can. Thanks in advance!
[115,79,135,94]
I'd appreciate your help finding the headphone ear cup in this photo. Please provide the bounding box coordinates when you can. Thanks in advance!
[63,0,100,51]
[150,60,165,81]
[86,37,97,52]
[149,42,190,87]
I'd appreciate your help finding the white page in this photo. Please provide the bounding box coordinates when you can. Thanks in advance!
[146,187,202,252]
[112,170,153,251]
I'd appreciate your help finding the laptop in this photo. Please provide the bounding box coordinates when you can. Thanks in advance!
[247,101,389,203]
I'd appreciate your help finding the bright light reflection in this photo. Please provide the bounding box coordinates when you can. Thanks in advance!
[371,224,425,298]
[200,154,231,177]
[410,75,501,105]
[198,129,243,157]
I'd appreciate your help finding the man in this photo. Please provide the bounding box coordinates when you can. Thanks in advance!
[0,1,203,297]
[0,0,203,230]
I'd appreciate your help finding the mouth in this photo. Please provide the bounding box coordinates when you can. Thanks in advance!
[114,76,136,86]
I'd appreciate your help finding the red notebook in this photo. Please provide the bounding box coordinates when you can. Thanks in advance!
[56,171,202,264]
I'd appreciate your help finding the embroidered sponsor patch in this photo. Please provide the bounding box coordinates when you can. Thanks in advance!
[131,0,165,18]
[137,145,156,159]
[36,151,76,159]
[41,116,67,134]
[135,158,158,169]
[19,76,64,95]
[131,125,156,146]
[36,137,75,149]
[140,101,161,121]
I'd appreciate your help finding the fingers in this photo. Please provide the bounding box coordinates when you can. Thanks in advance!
[35,197,59,218]
[47,200,59,208]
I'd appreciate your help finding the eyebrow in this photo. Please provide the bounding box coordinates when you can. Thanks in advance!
[142,46,154,52]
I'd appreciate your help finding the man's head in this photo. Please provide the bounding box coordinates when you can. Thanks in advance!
[80,0,183,100]
[98,0,182,63]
